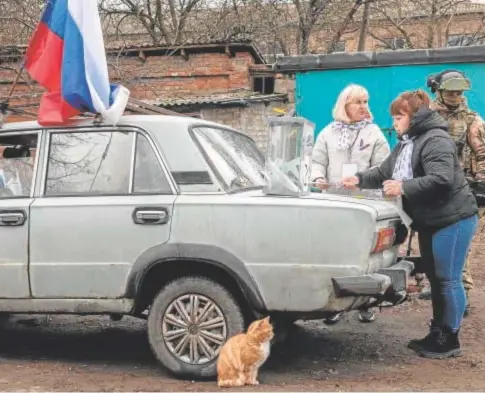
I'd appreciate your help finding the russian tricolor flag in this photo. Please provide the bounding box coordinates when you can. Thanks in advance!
[25,0,129,125]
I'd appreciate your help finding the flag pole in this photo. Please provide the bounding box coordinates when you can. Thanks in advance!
[7,63,25,100]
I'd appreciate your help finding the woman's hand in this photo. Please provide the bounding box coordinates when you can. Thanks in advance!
[341,176,360,189]
[314,178,331,190]
[383,180,403,197]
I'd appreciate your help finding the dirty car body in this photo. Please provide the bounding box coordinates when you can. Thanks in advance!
[0,115,413,378]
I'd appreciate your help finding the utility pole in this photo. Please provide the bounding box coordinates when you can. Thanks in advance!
[358,0,370,51]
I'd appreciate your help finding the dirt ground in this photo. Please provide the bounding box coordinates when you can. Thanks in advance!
[1,230,485,391]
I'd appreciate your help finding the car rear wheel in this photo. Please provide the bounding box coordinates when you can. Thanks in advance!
[147,276,245,379]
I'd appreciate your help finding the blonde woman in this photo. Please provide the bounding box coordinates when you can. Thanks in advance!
[312,84,391,324]
[312,84,390,189]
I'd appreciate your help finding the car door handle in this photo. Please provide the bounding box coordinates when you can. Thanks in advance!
[0,211,26,226]
[133,207,169,225]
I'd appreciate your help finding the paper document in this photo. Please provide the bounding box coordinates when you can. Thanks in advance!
[341,163,358,179]
[394,196,413,228]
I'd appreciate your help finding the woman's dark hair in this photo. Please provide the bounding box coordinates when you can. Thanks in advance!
[390,90,431,117]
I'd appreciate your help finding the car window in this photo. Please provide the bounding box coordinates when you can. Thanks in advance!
[192,127,265,192]
[45,131,133,196]
[0,132,38,198]
[150,123,221,192]
[133,133,172,194]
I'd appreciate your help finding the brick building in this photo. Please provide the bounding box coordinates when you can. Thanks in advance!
[260,1,485,59]
[327,1,485,54]
[0,40,290,151]
[106,40,290,152]
[105,40,267,99]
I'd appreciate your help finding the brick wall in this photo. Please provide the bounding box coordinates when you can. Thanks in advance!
[108,51,255,100]
[308,12,485,53]
[0,49,258,122]
[200,100,291,152]
[0,47,288,154]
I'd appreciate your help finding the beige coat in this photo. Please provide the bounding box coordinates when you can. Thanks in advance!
[311,122,390,184]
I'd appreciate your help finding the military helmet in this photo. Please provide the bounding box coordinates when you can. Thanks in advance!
[427,69,471,93]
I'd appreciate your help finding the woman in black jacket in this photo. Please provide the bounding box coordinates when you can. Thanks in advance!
[342,90,478,359]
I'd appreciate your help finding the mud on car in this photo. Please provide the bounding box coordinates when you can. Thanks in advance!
[0,115,413,378]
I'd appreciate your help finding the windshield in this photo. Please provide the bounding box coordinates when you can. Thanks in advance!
[192,126,266,192]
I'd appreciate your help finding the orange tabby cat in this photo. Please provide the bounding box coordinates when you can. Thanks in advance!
[217,316,274,388]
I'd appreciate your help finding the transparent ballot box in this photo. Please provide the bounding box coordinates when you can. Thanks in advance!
[263,116,315,196]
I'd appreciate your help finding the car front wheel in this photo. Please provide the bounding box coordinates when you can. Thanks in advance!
[147,276,245,379]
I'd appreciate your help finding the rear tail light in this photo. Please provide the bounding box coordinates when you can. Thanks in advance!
[372,227,396,253]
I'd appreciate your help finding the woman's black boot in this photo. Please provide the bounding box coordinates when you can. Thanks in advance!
[408,319,439,351]
[418,325,462,359]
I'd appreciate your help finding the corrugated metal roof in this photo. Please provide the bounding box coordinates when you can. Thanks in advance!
[144,90,287,107]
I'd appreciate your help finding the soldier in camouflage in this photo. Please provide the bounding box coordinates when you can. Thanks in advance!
[423,69,485,316]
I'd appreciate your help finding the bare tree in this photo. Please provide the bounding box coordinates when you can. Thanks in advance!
[253,0,354,55]
[152,0,369,56]
[292,0,334,54]
[188,0,256,42]
[242,0,295,56]
[326,0,373,53]
[0,0,44,45]
[367,0,485,50]
[358,0,370,51]
[218,0,367,56]
[99,0,208,45]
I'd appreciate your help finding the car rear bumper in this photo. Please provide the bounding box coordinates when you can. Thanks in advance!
[331,259,414,300]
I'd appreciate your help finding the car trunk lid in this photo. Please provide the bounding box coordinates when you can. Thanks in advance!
[301,191,401,221]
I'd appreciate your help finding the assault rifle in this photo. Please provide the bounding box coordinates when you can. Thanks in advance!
[467,178,485,207]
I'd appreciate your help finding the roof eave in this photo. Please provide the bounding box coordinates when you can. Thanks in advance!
[273,45,485,73]
[106,41,267,64]
[155,93,288,110]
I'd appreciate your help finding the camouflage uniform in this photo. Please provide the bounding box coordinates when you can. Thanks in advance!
[430,97,485,292]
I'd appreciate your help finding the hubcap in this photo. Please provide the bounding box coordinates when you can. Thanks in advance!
[162,294,227,365]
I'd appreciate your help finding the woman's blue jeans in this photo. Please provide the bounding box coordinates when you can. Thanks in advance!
[418,215,478,332]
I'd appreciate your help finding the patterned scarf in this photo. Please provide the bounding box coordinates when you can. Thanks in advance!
[392,135,415,181]
[333,120,370,151]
